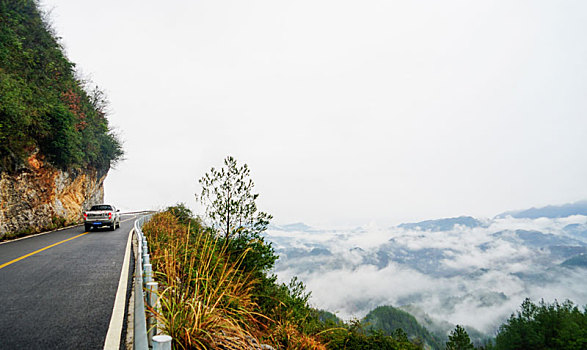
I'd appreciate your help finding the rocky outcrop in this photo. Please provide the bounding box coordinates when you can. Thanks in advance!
[0,152,107,238]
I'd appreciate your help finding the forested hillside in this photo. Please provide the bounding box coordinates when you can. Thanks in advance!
[363,306,441,348]
[0,0,122,173]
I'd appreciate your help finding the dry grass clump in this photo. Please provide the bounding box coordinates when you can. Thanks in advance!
[143,212,264,349]
[269,320,327,350]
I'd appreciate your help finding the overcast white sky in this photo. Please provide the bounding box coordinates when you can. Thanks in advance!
[42,0,587,227]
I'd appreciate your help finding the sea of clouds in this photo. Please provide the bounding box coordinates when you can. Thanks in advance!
[266,215,587,335]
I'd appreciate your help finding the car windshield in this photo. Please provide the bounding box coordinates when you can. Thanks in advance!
[90,205,113,211]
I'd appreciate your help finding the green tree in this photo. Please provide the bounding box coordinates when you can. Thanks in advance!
[198,156,272,240]
[198,156,277,306]
[446,325,474,350]
[165,203,195,225]
[495,298,587,350]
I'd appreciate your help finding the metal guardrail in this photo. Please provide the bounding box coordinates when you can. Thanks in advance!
[133,215,172,350]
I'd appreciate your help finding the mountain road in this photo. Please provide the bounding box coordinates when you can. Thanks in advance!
[0,215,137,349]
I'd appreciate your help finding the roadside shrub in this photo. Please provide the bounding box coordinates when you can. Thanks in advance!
[143,212,264,349]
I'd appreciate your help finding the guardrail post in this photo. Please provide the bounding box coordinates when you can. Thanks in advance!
[152,335,172,350]
[133,214,172,349]
[146,281,159,348]
[143,263,152,286]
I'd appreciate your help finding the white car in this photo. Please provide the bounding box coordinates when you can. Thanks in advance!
[83,204,121,231]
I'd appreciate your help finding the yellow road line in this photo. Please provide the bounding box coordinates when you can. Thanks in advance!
[0,231,90,270]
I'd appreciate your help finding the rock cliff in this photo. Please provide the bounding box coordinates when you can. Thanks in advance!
[0,152,107,239]
[0,1,122,239]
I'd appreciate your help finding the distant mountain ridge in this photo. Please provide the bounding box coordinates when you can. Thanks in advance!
[269,222,316,232]
[496,200,587,219]
[273,200,587,234]
[392,200,587,232]
[398,216,484,231]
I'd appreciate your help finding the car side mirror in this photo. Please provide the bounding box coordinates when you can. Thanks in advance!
[117,209,120,212]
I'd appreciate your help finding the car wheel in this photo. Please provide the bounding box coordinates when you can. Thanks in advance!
[110,224,115,231]
[85,224,91,231]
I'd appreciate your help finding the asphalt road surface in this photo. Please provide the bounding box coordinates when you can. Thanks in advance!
[0,215,136,350]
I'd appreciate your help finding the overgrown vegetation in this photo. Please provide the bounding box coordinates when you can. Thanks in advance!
[143,212,263,349]
[0,0,123,173]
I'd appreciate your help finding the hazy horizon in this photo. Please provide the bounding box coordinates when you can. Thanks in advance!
[41,0,587,227]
